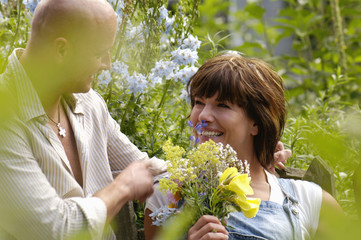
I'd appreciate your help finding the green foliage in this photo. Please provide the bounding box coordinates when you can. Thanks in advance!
[193,0,361,217]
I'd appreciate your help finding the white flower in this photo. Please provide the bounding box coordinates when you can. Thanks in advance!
[181,35,201,51]
[164,16,175,34]
[339,172,347,180]
[171,48,198,66]
[127,72,148,95]
[158,5,168,24]
[23,0,40,14]
[179,89,190,104]
[173,65,198,84]
[151,60,176,78]
[149,205,177,226]
[111,60,129,78]
[148,73,163,88]
[97,70,112,85]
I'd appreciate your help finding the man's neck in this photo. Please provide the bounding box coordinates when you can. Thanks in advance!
[19,49,62,115]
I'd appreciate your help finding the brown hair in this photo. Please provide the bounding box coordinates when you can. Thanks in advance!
[187,53,286,168]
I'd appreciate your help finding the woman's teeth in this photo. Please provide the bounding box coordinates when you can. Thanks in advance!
[201,131,222,137]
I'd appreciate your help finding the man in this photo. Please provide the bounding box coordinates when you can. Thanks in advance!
[0,0,160,239]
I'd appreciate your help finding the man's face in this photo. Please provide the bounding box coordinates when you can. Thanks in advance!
[62,15,117,93]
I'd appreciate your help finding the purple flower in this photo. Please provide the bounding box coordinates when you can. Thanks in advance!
[190,134,194,142]
[188,120,193,128]
[195,123,202,132]
[195,137,200,143]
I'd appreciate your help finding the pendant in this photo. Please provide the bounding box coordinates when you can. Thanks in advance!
[57,123,66,138]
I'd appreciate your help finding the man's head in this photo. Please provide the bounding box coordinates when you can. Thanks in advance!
[24,0,117,93]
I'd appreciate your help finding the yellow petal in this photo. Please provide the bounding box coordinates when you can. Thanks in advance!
[227,174,254,196]
[219,167,238,184]
[234,197,261,218]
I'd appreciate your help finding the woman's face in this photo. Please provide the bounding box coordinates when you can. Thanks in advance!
[190,93,258,159]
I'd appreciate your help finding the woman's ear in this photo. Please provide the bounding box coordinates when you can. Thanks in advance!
[251,122,258,136]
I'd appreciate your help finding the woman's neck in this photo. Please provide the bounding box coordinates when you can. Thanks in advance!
[247,157,270,201]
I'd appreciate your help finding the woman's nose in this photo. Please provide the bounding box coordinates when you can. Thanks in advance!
[198,105,214,123]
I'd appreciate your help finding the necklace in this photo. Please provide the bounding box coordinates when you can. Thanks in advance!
[47,103,66,138]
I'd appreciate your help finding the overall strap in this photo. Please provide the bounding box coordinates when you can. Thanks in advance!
[278,178,302,240]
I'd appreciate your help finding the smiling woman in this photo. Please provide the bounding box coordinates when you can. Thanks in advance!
[144,52,342,240]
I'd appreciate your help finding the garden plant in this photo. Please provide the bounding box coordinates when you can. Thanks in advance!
[1,0,361,238]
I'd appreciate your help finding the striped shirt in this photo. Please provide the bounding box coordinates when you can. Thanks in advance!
[0,49,148,239]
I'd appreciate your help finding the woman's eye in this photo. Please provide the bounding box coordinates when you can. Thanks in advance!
[195,100,204,105]
[218,103,230,109]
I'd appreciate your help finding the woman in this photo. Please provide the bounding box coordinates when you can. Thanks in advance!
[144,53,341,240]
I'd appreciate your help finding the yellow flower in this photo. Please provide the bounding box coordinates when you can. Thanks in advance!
[219,167,260,218]
[219,167,238,184]
[234,197,261,218]
[227,174,254,197]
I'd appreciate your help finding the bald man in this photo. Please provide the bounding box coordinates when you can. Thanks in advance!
[0,0,161,239]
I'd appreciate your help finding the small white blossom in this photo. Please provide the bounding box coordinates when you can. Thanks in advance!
[149,205,178,226]
[179,89,190,104]
[171,48,198,66]
[127,72,148,95]
[158,5,168,24]
[181,35,201,51]
[173,65,198,84]
[97,70,112,85]
[111,60,129,78]
[151,60,176,78]
[164,16,175,34]
[148,73,163,88]
[23,0,40,14]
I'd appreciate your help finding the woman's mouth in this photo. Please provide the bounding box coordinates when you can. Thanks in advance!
[200,130,223,137]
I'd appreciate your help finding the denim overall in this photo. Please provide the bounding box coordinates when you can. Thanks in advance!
[227,178,302,240]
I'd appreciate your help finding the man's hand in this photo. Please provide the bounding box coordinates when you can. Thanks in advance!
[94,161,154,222]
[268,141,292,174]
[114,161,154,202]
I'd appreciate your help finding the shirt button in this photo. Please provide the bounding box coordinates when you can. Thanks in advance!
[291,208,299,216]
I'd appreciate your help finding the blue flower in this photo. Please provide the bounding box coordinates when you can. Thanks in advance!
[149,205,177,226]
[195,123,202,132]
[111,60,129,78]
[23,0,40,14]
[188,120,193,128]
[97,70,112,85]
[190,134,194,142]
[151,60,176,79]
[158,5,168,25]
[127,72,148,95]
[164,16,175,34]
[148,73,163,87]
[173,65,198,84]
[181,35,201,51]
[171,48,198,66]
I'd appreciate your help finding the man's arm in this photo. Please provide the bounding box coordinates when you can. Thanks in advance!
[0,122,153,239]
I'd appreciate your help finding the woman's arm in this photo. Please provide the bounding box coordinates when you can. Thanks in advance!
[315,190,344,239]
[144,208,159,240]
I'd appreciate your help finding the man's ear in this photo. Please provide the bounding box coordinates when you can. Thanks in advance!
[54,37,69,63]
[251,122,259,136]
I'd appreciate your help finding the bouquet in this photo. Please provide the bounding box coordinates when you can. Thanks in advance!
[150,139,261,227]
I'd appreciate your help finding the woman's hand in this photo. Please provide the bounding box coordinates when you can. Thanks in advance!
[268,141,292,173]
[188,215,229,240]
